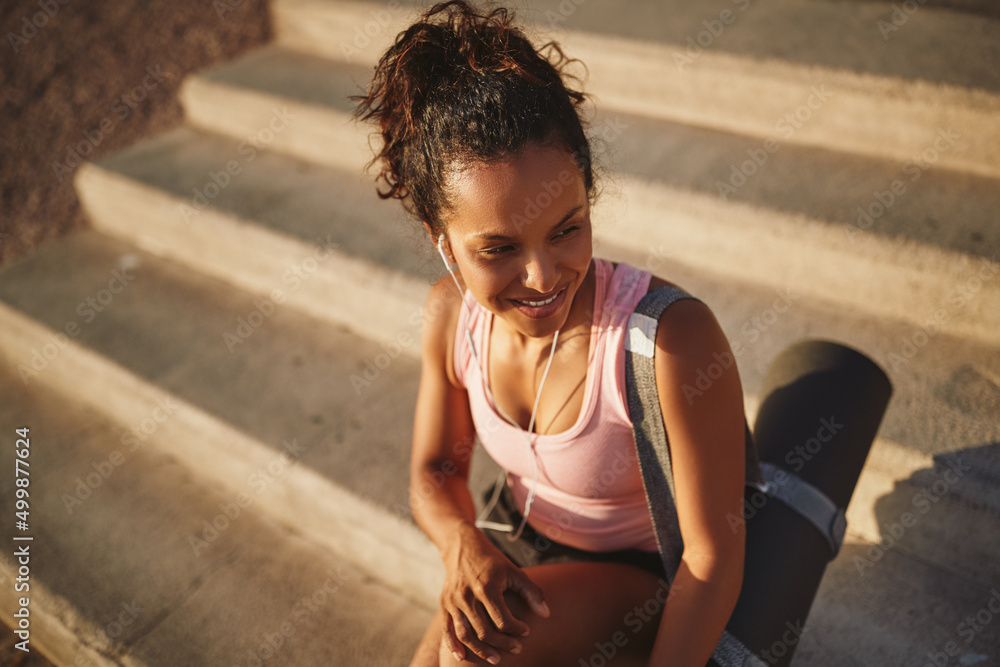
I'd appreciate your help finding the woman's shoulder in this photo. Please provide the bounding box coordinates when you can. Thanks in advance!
[642,274,719,345]
[645,273,685,296]
[600,260,687,298]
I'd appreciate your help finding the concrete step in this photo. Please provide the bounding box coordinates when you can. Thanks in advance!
[0,362,432,666]
[175,46,1000,345]
[0,230,443,610]
[798,536,1000,665]
[272,0,1000,178]
[75,125,434,345]
[179,46,373,174]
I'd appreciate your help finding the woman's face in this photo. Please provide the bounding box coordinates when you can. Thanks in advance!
[441,144,593,340]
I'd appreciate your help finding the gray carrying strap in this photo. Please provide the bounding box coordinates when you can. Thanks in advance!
[713,632,768,667]
[625,286,765,577]
[753,463,847,557]
[623,285,764,667]
[624,292,687,577]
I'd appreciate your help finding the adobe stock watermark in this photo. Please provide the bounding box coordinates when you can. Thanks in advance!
[7,0,72,54]
[177,106,295,223]
[578,579,680,666]
[222,234,337,352]
[726,416,842,534]
[60,599,145,667]
[734,288,799,347]
[398,409,541,524]
[120,395,181,450]
[845,127,960,243]
[189,438,307,556]
[674,0,753,72]
[922,589,1000,667]
[95,599,145,646]
[507,114,627,234]
[61,396,180,515]
[338,0,405,62]
[349,329,415,395]
[400,425,586,563]
[588,115,631,167]
[757,619,808,665]
[51,66,167,183]
[853,456,971,576]
[232,567,355,667]
[396,435,476,521]
[501,114,629,238]
[877,0,928,41]
[17,260,139,385]
[679,288,800,405]
[783,416,843,473]
[541,0,588,28]
[511,166,582,234]
[883,256,997,372]
[716,84,833,200]
[581,449,635,500]
[350,281,466,395]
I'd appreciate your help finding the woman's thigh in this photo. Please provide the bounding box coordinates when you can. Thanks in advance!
[435,561,669,667]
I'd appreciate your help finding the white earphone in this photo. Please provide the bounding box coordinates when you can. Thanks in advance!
[435,233,559,541]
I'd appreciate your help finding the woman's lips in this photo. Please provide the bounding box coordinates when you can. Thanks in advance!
[510,286,568,319]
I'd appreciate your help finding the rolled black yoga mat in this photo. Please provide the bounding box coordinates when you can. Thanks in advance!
[712,340,893,667]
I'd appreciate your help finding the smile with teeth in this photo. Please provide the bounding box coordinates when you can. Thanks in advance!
[514,289,563,307]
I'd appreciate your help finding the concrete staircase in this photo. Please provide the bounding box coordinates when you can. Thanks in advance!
[2,0,998,664]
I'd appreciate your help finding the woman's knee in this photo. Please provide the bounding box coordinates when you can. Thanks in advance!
[411,610,446,667]
[438,563,662,667]
[434,592,548,667]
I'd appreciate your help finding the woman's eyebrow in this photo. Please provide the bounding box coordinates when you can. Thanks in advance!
[470,205,584,242]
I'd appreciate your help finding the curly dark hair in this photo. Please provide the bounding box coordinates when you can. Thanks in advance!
[353,0,593,236]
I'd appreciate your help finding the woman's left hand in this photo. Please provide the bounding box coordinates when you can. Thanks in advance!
[438,523,550,664]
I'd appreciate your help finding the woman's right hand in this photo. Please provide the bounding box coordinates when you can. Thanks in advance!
[439,524,550,664]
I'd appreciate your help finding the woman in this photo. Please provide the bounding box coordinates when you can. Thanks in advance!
[355,2,746,665]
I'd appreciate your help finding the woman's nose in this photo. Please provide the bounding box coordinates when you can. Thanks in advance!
[521,251,558,294]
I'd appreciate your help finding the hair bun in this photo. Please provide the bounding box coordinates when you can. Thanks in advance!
[354,0,592,235]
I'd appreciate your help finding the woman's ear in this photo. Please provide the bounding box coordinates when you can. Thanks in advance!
[431,227,459,273]
[429,225,452,261]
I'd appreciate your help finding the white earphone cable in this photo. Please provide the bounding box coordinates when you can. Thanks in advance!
[437,234,558,541]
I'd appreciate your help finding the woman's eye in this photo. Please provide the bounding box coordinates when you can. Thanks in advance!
[477,226,580,257]
[481,245,513,256]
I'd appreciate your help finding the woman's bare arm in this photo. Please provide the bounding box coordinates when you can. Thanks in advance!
[410,278,549,664]
[647,298,747,666]
[410,279,479,549]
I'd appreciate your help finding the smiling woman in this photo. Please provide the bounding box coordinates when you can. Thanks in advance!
[354,3,746,666]
[444,145,593,342]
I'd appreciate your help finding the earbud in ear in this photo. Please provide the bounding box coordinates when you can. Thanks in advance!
[436,234,458,272]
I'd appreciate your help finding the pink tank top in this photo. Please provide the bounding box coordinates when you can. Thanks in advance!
[454,259,657,552]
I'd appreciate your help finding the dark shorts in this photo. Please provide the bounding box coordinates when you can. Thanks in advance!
[478,479,667,581]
